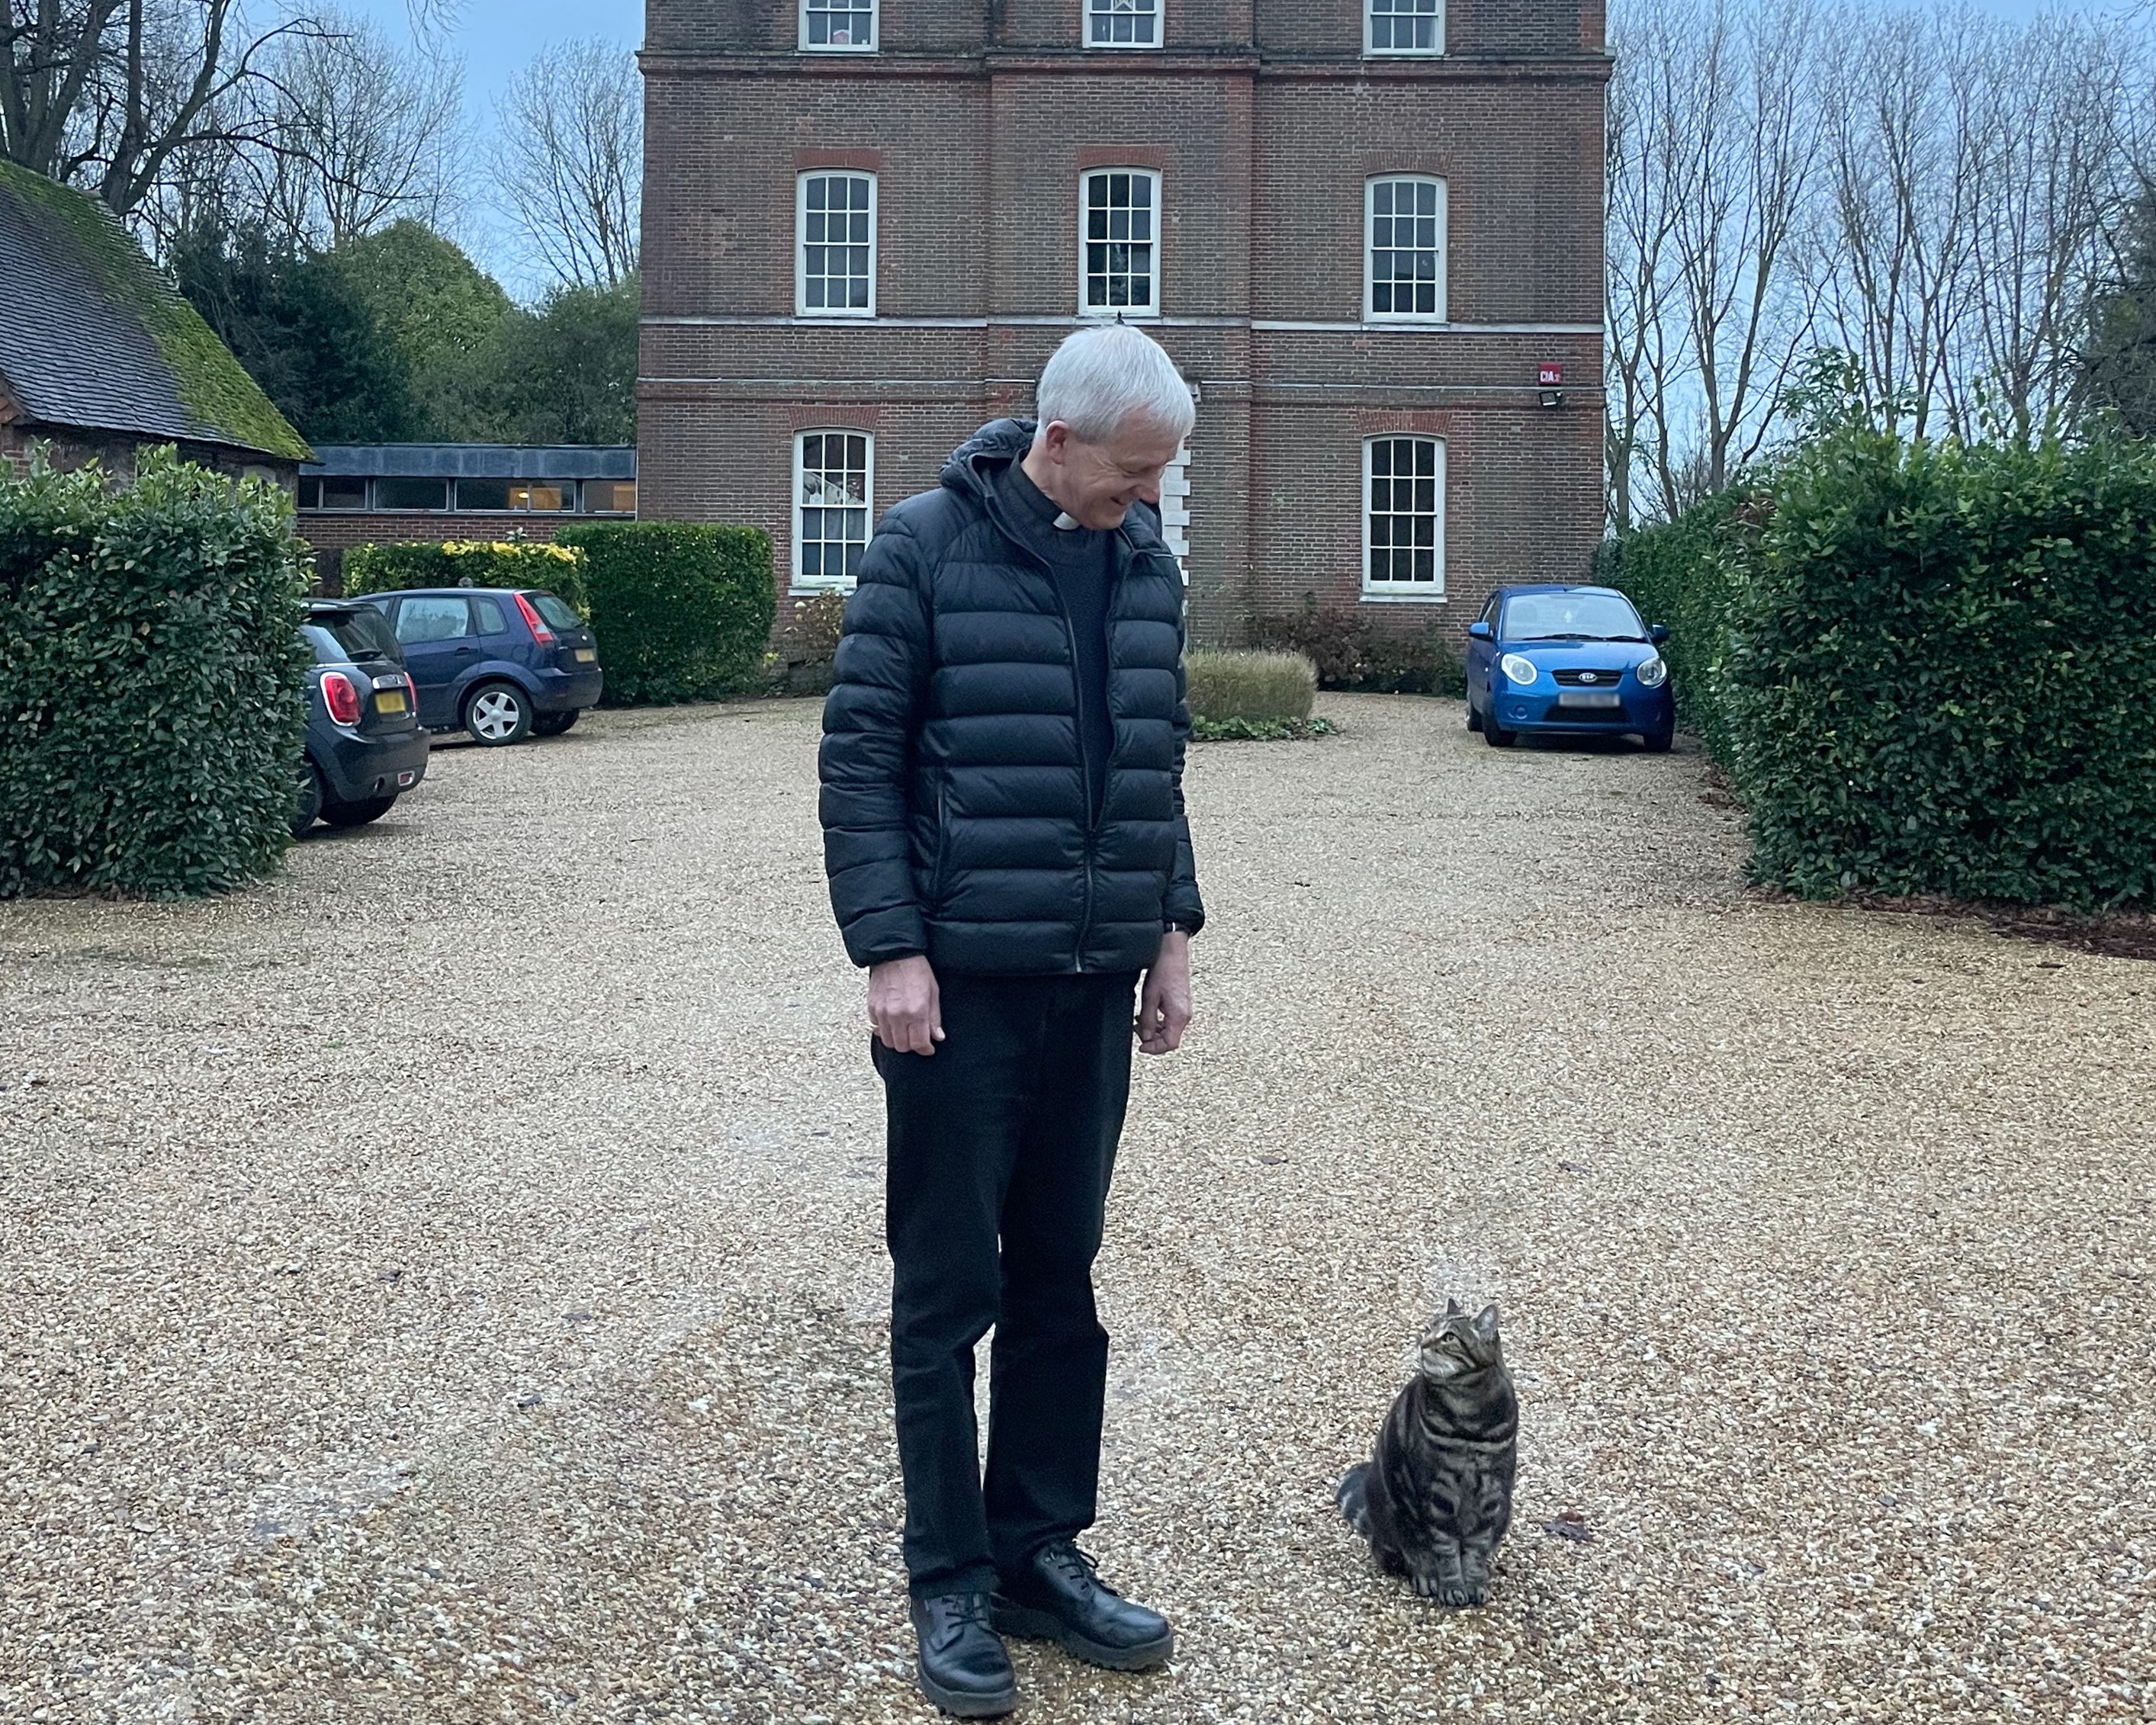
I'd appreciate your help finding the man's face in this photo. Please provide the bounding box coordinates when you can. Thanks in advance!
[1036,416,1184,531]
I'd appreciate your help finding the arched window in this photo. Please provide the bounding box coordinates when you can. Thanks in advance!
[1366,0,1443,56]
[794,431,875,590]
[1363,435,1445,598]
[801,0,876,51]
[798,172,877,317]
[1079,169,1162,316]
[1366,176,1447,322]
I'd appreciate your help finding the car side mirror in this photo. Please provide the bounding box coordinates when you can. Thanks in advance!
[1467,620,1494,641]
[1649,623,1669,644]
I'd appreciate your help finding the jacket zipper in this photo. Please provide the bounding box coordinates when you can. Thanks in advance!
[988,484,1124,974]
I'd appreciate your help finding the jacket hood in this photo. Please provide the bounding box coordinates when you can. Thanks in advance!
[940,417,1036,504]
[939,416,1168,545]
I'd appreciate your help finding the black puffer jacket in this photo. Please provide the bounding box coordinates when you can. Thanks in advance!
[819,419,1204,976]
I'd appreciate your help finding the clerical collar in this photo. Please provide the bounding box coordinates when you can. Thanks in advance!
[1005,458,1092,534]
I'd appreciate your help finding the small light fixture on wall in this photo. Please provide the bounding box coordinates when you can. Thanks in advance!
[1539,388,1566,410]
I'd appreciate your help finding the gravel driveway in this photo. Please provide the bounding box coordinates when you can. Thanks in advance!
[4,695,2151,1723]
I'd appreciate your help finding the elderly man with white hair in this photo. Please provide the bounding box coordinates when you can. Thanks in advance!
[820,323,1204,1717]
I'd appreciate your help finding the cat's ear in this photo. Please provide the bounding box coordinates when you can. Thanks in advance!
[1444,1297,1462,1319]
[1471,1303,1499,1340]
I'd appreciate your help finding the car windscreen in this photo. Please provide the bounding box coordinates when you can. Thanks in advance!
[1502,591,1646,642]
[525,591,583,631]
[310,606,403,661]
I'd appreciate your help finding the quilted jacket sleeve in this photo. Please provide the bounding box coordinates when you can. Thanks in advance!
[818,516,933,968]
[1163,606,1207,936]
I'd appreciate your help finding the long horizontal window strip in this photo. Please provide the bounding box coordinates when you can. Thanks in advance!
[1368,0,1441,53]
[1370,177,1444,318]
[802,173,875,314]
[802,0,874,49]
[1367,436,1442,589]
[1083,171,1157,313]
[1089,0,1160,47]
[297,477,634,513]
[798,432,872,586]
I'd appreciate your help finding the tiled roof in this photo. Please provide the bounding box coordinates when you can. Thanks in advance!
[0,162,310,462]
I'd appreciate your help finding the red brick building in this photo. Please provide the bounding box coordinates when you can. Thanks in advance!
[638,0,1607,644]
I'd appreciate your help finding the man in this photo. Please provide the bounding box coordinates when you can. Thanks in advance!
[819,323,1204,1718]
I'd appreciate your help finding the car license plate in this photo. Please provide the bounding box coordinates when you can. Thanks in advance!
[575,648,596,663]
[374,688,407,713]
[1557,690,1622,708]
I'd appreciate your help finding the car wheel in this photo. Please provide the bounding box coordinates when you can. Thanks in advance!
[1643,721,1675,754]
[533,709,580,737]
[291,759,324,839]
[464,681,532,747]
[1467,700,1483,733]
[322,794,397,828]
[1483,714,1516,749]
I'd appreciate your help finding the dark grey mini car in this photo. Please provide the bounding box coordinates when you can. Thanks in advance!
[294,602,429,838]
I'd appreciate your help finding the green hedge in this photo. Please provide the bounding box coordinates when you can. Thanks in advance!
[0,450,310,898]
[554,522,776,705]
[1607,430,2156,910]
[1185,648,1317,724]
[342,538,589,611]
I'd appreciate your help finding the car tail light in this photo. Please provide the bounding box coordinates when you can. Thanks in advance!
[321,672,362,724]
[513,591,555,647]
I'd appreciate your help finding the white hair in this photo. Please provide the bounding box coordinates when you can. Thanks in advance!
[1033,324,1196,445]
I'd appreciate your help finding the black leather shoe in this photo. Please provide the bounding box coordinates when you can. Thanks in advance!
[909,1591,1018,1718]
[992,1541,1175,1672]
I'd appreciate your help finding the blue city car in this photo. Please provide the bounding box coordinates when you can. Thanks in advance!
[1464,584,1676,753]
[295,601,429,837]
[352,586,602,746]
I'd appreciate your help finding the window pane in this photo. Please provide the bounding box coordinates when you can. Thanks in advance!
[805,2,874,47]
[458,478,510,511]
[377,477,447,511]
[297,477,323,509]
[320,477,367,509]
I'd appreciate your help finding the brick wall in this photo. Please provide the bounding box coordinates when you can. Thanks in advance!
[639,0,1608,649]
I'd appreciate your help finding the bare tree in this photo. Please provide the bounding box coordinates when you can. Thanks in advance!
[492,37,641,290]
[1,0,319,217]
[1605,0,1821,522]
[249,12,464,249]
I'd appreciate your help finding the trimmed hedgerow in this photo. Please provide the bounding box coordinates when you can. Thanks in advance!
[342,538,588,612]
[1184,648,1317,724]
[554,522,776,705]
[1607,429,2156,911]
[1252,599,1464,695]
[0,450,311,898]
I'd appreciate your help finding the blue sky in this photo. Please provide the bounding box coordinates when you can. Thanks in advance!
[345,0,2093,294]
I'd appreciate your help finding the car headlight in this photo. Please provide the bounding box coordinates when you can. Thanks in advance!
[1500,653,1539,686]
[1635,655,1668,689]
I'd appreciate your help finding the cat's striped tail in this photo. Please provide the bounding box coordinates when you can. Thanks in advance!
[1336,1463,1374,1539]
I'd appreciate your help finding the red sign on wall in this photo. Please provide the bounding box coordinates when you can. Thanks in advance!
[1537,362,1565,387]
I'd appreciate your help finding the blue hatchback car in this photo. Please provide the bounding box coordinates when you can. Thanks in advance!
[352,586,602,746]
[1464,584,1675,752]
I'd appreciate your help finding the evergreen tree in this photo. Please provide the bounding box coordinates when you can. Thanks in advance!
[2081,193,2156,436]
[169,220,419,444]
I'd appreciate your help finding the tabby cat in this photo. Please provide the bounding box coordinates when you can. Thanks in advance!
[1336,1299,1518,1606]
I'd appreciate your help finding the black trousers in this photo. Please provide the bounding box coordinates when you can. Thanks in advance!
[872,969,1140,1598]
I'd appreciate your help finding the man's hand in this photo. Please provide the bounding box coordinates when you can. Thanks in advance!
[1136,930,1193,1056]
[869,956,945,1055]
